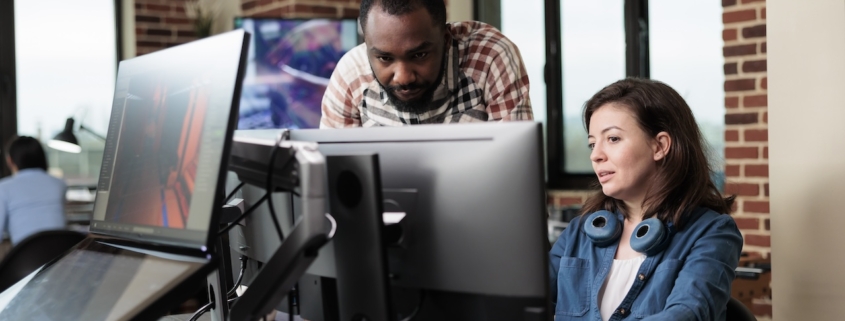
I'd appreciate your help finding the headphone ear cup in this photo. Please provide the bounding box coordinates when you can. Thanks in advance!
[583,210,622,247]
[630,218,670,256]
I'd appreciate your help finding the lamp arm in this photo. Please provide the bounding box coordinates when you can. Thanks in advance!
[78,124,107,141]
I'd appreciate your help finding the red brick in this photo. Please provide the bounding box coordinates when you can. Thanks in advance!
[165,17,191,24]
[242,0,257,11]
[136,27,145,35]
[745,201,770,213]
[742,60,767,73]
[555,197,583,207]
[147,28,172,36]
[136,15,160,23]
[742,24,766,38]
[723,9,756,23]
[726,96,739,108]
[726,183,759,196]
[761,42,767,53]
[733,217,759,230]
[764,184,769,197]
[137,40,164,48]
[753,301,772,317]
[745,129,768,142]
[176,30,197,38]
[725,79,756,92]
[745,234,771,247]
[763,112,768,123]
[743,94,767,107]
[763,147,768,158]
[725,129,739,142]
[726,147,758,159]
[742,0,766,3]
[761,77,767,89]
[724,44,757,57]
[724,62,738,75]
[723,29,738,41]
[726,165,740,177]
[293,4,338,15]
[342,7,360,18]
[764,218,770,230]
[761,8,767,19]
[723,0,737,6]
[147,3,171,12]
[745,164,769,177]
[725,113,758,125]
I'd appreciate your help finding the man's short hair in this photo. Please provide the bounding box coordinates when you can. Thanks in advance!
[359,0,447,34]
[5,136,48,171]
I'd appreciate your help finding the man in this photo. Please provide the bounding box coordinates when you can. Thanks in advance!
[0,136,67,245]
[320,0,532,127]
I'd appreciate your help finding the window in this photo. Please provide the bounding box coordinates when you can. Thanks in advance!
[14,0,118,186]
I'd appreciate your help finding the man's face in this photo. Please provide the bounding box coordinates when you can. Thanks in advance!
[364,5,447,113]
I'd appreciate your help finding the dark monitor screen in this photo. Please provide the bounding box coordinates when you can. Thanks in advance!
[89,30,249,248]
[0,238,210,321]
[234,17,360,130]
[288,122,549,320]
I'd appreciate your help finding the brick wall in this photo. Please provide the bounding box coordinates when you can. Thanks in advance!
[722,0,769,258]
[723,0,770,319]
[134,0,197,56]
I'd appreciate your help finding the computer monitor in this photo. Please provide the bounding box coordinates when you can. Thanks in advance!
[234,17,360,130]
[0,30,250,320]
[292,121,550,320]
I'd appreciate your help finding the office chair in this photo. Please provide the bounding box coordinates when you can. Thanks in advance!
[0,230,87,293]
[726,296,757,321]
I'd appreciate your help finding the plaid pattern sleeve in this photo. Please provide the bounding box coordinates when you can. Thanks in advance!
[457,22,533,122]
[320,43,371,128]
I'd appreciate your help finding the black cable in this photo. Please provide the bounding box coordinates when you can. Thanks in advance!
[217,194,269,237]
[264,134,293,243]
[399,290,425,321]
[227,255,249,298]
[226,181,246,203]
[188,302,212,321]
[288,288,295,321]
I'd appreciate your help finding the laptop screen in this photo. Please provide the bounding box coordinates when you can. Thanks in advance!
[89,30,249,248]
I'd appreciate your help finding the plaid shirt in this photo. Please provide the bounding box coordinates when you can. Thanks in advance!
[320,21,533,128]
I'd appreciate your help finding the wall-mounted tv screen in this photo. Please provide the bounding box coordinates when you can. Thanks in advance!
[234,17,360,129]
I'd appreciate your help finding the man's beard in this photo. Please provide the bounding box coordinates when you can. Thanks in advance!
[373,55,446,114]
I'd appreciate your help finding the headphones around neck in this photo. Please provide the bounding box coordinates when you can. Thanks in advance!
[583,210,675,256]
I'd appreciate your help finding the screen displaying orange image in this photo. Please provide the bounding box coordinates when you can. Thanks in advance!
[103,72,210,229]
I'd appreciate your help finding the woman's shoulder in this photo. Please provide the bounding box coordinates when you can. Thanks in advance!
[683,207,741,234]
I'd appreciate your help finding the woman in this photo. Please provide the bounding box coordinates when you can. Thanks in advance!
[0,136,67,245]
[549,78,743,320]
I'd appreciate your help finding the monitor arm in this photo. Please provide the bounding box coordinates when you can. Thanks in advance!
[228,136,336,321]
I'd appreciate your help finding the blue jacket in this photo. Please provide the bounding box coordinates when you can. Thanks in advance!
[549,207,743,321]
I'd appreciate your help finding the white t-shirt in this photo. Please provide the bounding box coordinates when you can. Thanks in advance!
[598,255,646,321]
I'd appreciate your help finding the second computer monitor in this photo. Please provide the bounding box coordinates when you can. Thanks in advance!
[292,121,549,320]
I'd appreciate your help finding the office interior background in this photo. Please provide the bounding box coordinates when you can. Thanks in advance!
[2,0,840,320]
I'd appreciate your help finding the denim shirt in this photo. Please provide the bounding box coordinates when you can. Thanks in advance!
[549,207,742,321]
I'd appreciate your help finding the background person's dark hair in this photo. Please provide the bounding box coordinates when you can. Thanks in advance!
[5,136,48,171]
[359,0,447,34]
[580,78,735,229]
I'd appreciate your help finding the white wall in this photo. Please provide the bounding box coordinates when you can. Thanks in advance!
[768,1,845,320]
[447,0,473,22]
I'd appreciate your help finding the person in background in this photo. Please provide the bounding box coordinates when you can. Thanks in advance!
[0,136,67,245]
[320,0,532,127]
[549,78,743,320]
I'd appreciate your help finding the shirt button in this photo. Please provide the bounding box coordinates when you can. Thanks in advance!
[638,273,646,281]
[619,308,626,315]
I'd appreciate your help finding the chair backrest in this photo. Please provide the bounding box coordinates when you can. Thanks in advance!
[0,230,87,293]
[726,296,757,321]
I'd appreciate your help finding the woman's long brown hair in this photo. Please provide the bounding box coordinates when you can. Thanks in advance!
[580,78,734,229]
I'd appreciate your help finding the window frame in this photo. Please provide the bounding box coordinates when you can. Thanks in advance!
[545,0,650,190]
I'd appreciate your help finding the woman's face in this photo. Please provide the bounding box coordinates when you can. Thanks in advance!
[588,104,667,205]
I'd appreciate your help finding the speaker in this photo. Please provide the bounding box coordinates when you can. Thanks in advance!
[583,210,673,256]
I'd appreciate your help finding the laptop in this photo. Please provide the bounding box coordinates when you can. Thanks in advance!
[0,30,250,321]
